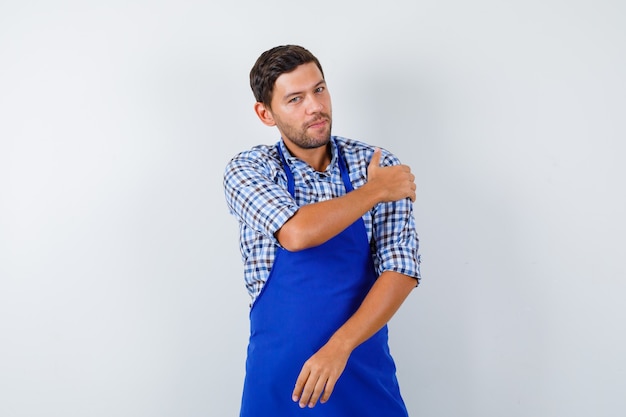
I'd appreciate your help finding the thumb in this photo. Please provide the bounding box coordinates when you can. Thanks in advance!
[368,148,381,169]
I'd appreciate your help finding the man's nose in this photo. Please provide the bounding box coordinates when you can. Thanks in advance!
[306,96,324,113]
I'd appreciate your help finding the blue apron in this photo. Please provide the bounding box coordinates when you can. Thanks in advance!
[240,142,408,416]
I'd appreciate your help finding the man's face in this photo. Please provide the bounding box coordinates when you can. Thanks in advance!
[268,62,332,150]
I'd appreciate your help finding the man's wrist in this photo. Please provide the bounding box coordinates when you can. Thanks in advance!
[327,330,357,356]
[354,181,383,208]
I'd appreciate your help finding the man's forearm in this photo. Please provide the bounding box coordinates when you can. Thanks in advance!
[327,270,416,354]
[275,183,382,251]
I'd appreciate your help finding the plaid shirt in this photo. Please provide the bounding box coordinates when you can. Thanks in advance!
[224,136,421,305]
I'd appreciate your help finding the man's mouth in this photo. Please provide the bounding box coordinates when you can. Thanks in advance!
[307,118,328,129]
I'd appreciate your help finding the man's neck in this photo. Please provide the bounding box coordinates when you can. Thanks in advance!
[283,141,332,172]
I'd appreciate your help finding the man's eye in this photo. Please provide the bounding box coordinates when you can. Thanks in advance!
[289,96,301,103]
[315,87,325,93]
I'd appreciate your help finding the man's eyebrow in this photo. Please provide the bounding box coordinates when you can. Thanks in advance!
[283,80,326,100]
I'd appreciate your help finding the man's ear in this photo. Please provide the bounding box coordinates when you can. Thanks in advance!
[254,102,276,127]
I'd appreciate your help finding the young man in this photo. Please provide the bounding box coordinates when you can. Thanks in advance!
[224,45,421,416]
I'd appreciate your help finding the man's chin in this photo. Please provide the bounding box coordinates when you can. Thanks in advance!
[311,134,332,148]
[297,136,330,149]
[308,127,332,143]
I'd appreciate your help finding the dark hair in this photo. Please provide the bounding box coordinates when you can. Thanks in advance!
[250,45,324,107]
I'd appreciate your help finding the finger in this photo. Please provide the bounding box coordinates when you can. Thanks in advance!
[299,373,321,408]
[319,376,338,404]
[292,368,310,402]
[368,148,381,168]
[307,374,329,408]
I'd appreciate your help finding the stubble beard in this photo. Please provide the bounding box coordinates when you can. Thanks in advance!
[278,113,333,150]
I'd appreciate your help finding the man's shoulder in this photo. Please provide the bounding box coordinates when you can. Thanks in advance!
[333,136,400,166]
[333,136,372,152]
[226,142,281,170]
[333,136,373,165]
[223,142,285,188]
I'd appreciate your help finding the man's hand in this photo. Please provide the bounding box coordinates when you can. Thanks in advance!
[367,148,416,202]
[292,340,351,408]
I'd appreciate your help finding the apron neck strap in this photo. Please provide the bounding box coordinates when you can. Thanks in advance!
[276,138,354,197]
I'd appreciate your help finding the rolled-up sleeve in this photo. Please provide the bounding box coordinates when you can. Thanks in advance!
[371,154,421,284]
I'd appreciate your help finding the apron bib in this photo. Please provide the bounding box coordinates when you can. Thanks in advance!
[240,143,408,417]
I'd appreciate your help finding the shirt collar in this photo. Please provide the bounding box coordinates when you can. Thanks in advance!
[278,136,338,175]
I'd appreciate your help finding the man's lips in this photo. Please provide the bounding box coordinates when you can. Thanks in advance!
[306,118,328,129]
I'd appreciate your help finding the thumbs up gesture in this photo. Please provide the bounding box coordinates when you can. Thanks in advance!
[367,148,416,202]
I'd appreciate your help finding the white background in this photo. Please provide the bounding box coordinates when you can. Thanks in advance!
[1,1,625,416]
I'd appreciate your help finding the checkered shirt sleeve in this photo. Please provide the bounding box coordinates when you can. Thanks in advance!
[338,138,421,284]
